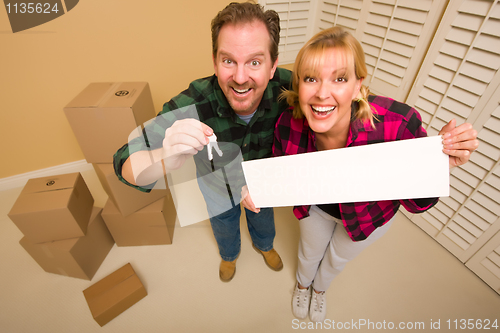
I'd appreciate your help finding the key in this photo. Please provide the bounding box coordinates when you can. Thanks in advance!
[207,133,223,161]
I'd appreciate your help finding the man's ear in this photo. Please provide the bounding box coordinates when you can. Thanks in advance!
[270,57,279,79]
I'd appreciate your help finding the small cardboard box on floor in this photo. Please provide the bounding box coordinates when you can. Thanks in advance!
[83,263,147,326]
[102,192,176,246]
[8,172,94,243]
[19,207,115,280]
[93,163,169,217]
[64,82,156,164]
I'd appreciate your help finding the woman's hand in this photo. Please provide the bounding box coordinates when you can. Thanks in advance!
[439,119,479,168]
[241,185,260,213]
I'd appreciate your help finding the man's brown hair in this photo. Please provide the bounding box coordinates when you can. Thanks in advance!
[211,1,280,64]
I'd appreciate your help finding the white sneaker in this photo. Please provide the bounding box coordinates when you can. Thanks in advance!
[309,290,327,322]
[292,283,311,319]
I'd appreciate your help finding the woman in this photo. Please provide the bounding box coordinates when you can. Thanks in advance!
[242,26,478,322]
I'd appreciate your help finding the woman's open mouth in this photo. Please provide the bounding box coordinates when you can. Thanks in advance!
[311,105,336,116]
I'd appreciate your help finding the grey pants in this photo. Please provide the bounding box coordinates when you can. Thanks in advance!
[297,205,395,292]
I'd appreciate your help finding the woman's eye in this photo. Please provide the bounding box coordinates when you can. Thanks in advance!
[304,77,316,83]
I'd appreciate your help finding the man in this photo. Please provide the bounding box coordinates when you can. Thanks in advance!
[113,2,292,282]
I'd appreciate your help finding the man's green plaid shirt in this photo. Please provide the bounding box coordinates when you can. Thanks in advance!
[113,67,292,196]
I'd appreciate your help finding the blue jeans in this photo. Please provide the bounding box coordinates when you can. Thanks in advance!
[197,173,276,261]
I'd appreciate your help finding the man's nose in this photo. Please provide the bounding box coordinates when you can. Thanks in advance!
[233,65,249,85]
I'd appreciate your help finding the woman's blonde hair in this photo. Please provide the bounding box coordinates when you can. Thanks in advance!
[281,26,376,128]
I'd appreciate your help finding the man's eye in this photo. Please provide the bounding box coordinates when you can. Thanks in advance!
[251,60,261,66]
[223,59,233,64]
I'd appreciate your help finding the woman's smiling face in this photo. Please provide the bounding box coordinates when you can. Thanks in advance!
[298,48,363,136]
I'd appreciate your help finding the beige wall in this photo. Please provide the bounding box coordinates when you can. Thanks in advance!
[0,0,235,178]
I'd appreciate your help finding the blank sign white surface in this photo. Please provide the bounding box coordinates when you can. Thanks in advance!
[242,136,449,208]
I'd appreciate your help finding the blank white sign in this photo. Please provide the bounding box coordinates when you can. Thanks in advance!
[242,136,449,208]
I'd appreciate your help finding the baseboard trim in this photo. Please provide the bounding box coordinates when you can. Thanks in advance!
[0,160,93,191]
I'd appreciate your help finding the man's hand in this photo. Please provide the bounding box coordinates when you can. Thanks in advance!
[123,119,213,186]
[162,119,213,172]
[241,185,260,213]
[439,119,479,168]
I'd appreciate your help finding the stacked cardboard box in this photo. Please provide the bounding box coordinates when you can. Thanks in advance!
[8,172,115,280]
[64,82,177,246]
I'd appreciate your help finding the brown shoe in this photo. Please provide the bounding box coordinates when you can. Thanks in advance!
[219,259,237,282]
[252,244,283,271]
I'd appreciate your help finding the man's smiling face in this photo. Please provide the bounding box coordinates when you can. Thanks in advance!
[213,20,278,115]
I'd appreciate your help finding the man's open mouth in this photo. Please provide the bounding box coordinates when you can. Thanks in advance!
[232,87,251,95]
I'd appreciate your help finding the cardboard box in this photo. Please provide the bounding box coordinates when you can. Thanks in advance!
[93,163,169,217]
[64,82,156,163]
[19,207,115,280]
[101,194,176,246]
[83,263,147,326]
[8,172,94,243]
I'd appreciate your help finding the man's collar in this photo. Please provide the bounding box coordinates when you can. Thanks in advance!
[213,78,232,117]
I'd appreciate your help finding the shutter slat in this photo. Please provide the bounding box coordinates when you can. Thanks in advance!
[475,33,500,54]
[459,208,490,232]
[381,49,409,68]
[435,202,454,218]
[387,29,419,47]
[461,62,496,84]
[394,6,428,25]
[468,199,499,224]
[415,97,438,117]
[424,76,449,95]
[451,168,481,189]
[440,196,461,211]
[443,227,470,250]
[486,174,500,191]
[451,13,485,32]
[422,211,445,231]
[447,86,480,108]
[458,0,493,16]
[398,0,433,12]
[451,177,474,197]
[474,191,500,215]
[434,53,461,72]
[446,28,476,46]
[390,18,423,36]
[429,65,454,83]
[481,257,500,278]
[468,48,500,71]
[478,128,500,149]
[453,74,487,96]
[441,97,472,119]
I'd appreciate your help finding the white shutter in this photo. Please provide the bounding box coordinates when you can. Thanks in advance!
[466,228,500,294]
[265,0,500,293]
[404,0,500,294]
[271,0,447,100]
[261,0,316,64]
[315,0,365,36]
[359,0,447,101]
